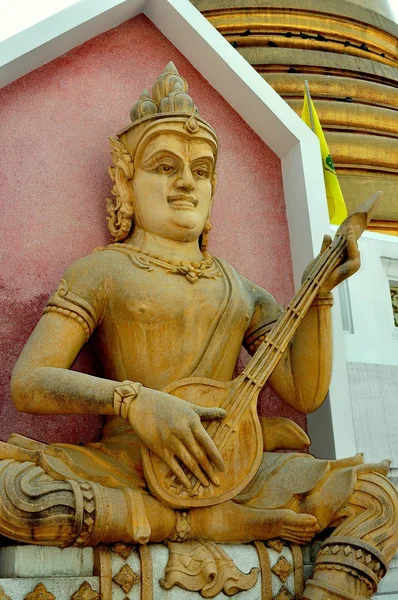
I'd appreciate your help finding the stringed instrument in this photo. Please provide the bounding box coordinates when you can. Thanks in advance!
[142,193,381,509]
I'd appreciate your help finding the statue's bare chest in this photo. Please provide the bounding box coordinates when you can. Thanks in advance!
[107,263,228,328]
[95,255,253,386]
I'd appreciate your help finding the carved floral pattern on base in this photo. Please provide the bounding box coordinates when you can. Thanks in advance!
[24,584,55,600]
[71,581,100,600]
[113,564,140,594]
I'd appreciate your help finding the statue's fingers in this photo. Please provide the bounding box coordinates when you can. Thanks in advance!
[163,451,193,490]
[193,405,226,421]
[335,254,360,283]
[346,226,360,261]
[192,422,225,471]
[183,433,221,486]
[174,441,210,488]
[320,234,332,255]
[345,256,360,276]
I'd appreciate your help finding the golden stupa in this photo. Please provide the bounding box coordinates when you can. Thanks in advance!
[192,0,398,234]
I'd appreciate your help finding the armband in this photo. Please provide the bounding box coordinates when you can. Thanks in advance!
[44,279,98,342]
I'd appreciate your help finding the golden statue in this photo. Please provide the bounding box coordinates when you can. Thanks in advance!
[1,63,397,600]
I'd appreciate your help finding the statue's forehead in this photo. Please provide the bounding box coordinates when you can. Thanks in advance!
[140,133,215,162]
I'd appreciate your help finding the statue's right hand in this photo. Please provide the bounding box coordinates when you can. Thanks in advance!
[127,387,226,489]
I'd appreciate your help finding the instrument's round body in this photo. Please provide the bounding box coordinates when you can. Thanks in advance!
[141,376,264,509]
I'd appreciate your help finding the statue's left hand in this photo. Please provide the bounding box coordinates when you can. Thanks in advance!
[303,225,360,295]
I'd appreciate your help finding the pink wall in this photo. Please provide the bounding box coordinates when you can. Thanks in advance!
[0,15,300,444]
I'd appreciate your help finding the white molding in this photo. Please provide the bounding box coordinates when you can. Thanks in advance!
[0,0,350,459]
[0,0,146,88]
[382,256,398,283]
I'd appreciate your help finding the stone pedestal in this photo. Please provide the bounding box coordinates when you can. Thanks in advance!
[1,543,396,599]
[0,542,307,600]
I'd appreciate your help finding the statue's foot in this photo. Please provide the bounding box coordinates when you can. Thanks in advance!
[266,509,319,544]
[190,502,319,544]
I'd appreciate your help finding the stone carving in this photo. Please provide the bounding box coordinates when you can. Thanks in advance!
[0,62,397,600]
[252,540,303,600]
[71,582,100,600]
[161,539,259,597]
[113,565,139,594]
[274,588,293,600]
[272,556,293,583]
[138,545,153,600]
[25,584,55,600]
[111,543,134,561]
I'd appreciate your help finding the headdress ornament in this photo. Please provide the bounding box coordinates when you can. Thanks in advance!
[117,62,218,159]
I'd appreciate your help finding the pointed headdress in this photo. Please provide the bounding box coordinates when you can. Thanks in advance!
[117,62,218,161]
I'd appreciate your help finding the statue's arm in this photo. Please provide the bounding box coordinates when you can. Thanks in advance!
[11,252,116,415]
[244,285,331,414]
[246,229,360,414]
[267,299,332,414]
[11,311,116,415]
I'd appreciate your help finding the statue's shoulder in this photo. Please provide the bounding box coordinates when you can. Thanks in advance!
[63,244,129,279]
[62,248,112,282]
[54,248,122,318]
[215,256,281,311]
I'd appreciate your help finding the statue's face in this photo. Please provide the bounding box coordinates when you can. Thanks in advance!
[132,132,215,243]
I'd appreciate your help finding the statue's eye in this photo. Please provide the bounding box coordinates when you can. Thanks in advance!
[157,164,175,174]
[194,167,209,179]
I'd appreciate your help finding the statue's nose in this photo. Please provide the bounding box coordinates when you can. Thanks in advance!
[176,164,195,191]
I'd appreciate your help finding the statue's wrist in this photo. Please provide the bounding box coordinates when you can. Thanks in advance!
[312,292,333,307]
[113,380,143,420]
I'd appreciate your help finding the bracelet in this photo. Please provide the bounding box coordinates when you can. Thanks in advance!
[113,380,143,420]
[312,293,334,308]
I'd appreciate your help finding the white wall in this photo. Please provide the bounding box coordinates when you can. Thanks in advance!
[343,231,398,365]
[340,229,398,488]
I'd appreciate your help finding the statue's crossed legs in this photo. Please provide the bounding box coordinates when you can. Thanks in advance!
[0,458,397,600]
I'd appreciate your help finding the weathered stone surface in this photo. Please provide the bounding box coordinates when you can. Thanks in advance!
[0,547,94,578]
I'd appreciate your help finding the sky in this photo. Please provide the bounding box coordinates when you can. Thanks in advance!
[0,0,397,42]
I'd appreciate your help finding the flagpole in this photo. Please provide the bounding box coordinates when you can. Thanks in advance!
[304,80,315,133]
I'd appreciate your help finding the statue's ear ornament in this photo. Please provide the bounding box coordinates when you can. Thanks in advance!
[107,136,135,242]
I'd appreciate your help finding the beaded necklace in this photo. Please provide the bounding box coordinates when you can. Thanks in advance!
[104,244,222,284]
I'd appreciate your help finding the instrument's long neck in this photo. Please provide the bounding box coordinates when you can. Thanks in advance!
[242,234,346,390]
[186,234,347,498]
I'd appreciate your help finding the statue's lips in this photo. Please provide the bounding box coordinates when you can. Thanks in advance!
[167,195,197,209]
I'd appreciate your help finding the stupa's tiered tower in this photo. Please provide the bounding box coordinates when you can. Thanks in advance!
[192,0,398,233]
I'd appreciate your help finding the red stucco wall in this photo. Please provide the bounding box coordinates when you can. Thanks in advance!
[0,15,300,444]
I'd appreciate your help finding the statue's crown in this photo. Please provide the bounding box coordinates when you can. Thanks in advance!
[130,61,198,122]
[117,62,217,155]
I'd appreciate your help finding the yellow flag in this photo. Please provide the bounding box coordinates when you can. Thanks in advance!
[302,81,347,225]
